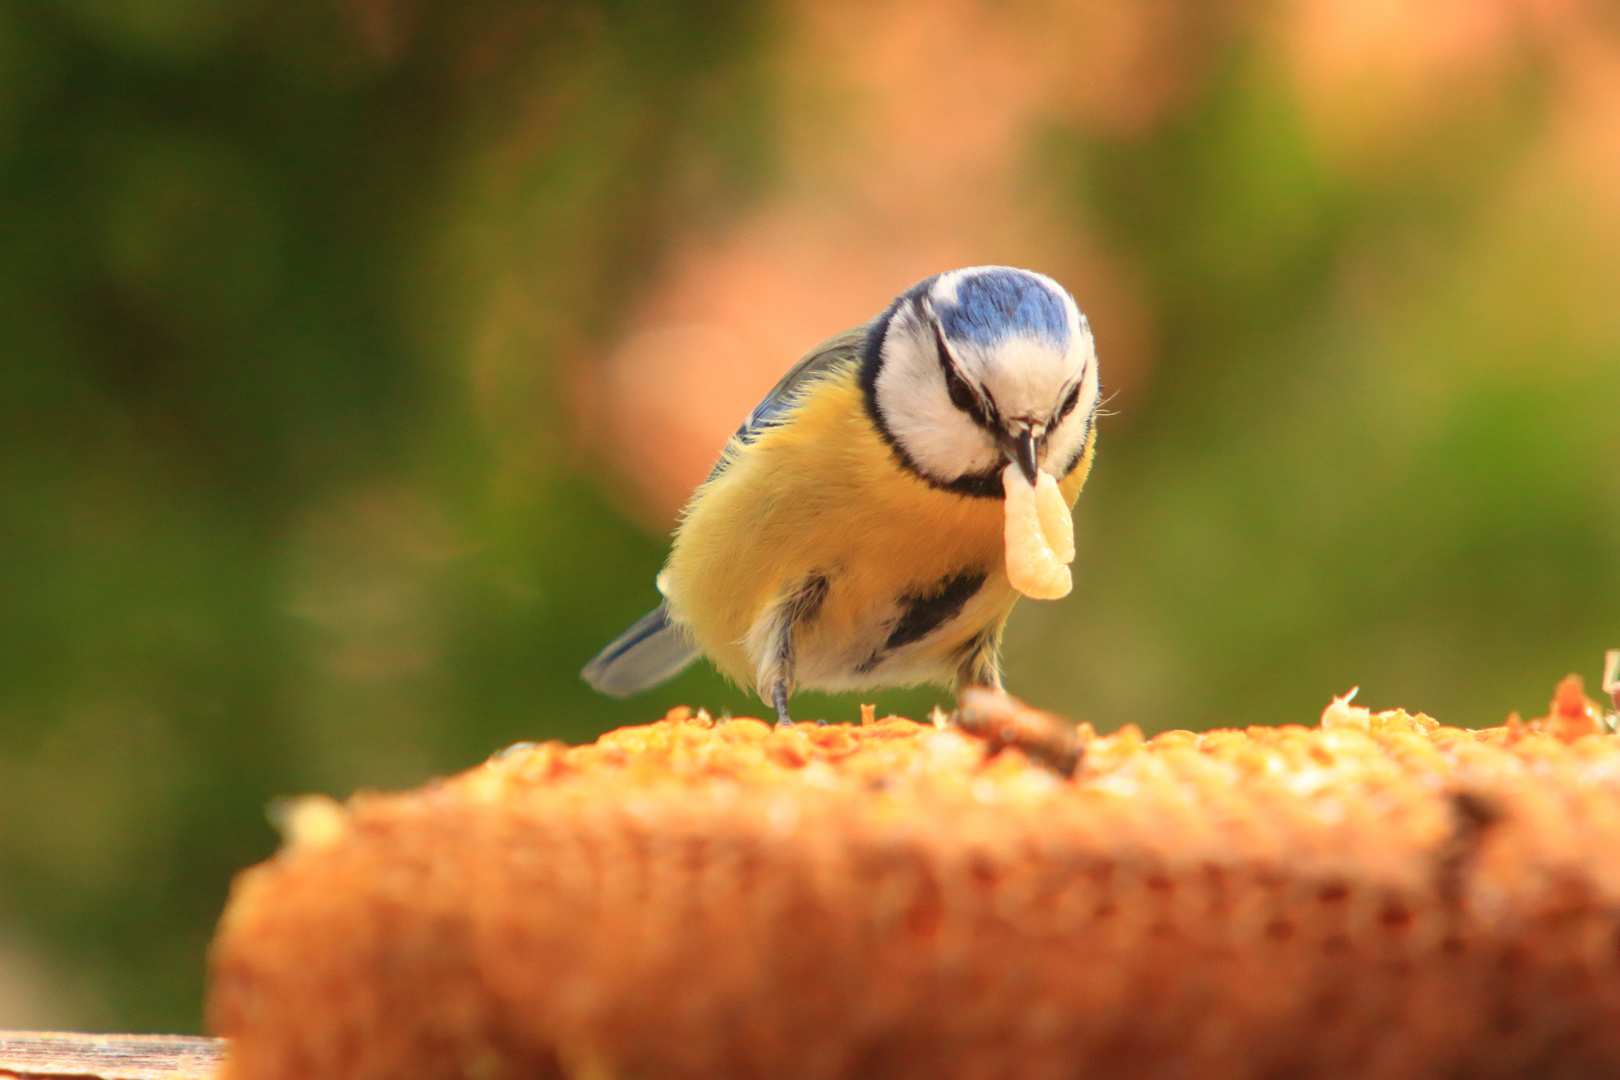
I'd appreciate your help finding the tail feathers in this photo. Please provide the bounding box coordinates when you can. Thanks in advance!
[581,604,700,697]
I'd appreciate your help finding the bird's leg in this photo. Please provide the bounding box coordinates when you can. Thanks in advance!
[751,605,797,727]
[752,573,831,728]
[952,628,1005,708]
[950,629,1082,777]
[759,604,800,728]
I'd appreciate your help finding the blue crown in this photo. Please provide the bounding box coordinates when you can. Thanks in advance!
[936,269,1071,351]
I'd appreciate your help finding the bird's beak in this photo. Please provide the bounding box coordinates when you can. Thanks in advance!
[1004,426,1039,487]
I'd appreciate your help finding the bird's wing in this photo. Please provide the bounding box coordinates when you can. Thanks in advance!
[582,327,868,698]
[704,324,868,482]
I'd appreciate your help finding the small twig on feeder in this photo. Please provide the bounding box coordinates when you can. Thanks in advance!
[953,688,1083,778]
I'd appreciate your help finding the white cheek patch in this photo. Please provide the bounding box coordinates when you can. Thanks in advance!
[874,319,1000,483]
[1002,464,1074,600]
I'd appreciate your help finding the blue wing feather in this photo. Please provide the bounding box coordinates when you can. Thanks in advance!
[582,325,868,697]
[704,325,867,482]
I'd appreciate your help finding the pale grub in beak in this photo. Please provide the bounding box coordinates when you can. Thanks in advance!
[1002,463,1074,600]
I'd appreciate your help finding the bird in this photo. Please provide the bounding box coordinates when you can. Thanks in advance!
[582,266,1101,725]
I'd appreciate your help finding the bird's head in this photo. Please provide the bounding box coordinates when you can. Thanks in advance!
[862,267,1100,497]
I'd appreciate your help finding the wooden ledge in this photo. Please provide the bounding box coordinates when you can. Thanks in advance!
[0,1033,223,1080]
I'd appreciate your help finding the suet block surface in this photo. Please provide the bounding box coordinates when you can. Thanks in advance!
[210,678,1620,1080]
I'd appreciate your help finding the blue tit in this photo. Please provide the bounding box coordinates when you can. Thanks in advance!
[582,266,1101,725]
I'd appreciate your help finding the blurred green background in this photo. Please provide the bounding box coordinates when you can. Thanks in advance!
[0,0,1616,1034]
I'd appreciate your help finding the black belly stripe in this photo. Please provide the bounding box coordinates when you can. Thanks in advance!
[857,571,986,672]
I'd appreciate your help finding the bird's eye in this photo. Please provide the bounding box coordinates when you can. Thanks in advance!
[929,318,993,428]
[943,360,978,415]
[1054,382,1082,424]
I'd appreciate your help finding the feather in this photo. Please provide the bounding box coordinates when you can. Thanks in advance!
[704,327,867,483]
[661,366,1020,693]
[580,604,699,697]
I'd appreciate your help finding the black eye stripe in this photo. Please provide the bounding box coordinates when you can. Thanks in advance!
[928,312,997,430]
[1054,381,1082,424]
[941,351,978,414]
